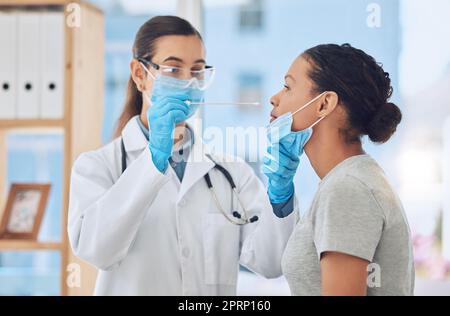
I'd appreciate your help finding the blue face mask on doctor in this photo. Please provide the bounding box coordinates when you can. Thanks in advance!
[151,76,205,119]
[140,61,209,119]
[139,60,215,118]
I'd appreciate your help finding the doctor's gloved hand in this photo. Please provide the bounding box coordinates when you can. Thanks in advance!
[147,94,190,173]
[262,133,303,204]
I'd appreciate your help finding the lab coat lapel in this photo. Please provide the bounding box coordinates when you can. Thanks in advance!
[177,134,215,202]
[121,116,148,153]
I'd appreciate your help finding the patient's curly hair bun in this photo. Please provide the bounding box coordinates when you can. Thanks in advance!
[303,43,402,144]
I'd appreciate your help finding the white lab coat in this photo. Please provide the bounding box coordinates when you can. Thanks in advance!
[68,116,299,295]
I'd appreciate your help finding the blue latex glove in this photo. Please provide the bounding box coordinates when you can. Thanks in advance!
[147,94,190,173]
[262,131,307,204]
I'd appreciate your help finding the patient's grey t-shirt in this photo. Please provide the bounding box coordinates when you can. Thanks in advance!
[282,155,414,296]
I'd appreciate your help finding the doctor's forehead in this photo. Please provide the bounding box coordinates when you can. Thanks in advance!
[152,35,205,64]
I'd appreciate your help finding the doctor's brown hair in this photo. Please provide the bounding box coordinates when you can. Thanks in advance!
[114,16,203,138]
[303,43,402,144]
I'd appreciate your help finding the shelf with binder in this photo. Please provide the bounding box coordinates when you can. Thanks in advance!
[0,0,103,296]
[0,9,65,119]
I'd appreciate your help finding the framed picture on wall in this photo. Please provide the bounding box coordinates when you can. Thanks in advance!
[0,183,51,240]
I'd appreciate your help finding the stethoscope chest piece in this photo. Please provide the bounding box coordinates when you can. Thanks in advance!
[204,154,259,226]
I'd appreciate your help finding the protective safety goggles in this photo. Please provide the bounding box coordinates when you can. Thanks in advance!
[137,57,215,91]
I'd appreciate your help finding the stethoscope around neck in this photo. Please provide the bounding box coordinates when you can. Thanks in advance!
[203,154,259,225]
[120,138,259,226]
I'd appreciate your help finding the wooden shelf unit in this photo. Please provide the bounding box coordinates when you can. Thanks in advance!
[0,119,65,129]
[0,240,63,251]
[0,0,104,296]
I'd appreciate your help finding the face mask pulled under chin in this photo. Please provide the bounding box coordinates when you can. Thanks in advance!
[266,91,328,147]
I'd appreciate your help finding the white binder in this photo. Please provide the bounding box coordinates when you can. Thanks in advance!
[0,12,17,119]
[17,12,41,119]
[40,12,65,119]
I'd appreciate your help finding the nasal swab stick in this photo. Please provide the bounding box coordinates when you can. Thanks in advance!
[185,101,260,106]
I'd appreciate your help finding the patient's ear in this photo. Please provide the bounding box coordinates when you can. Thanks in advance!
[317,91,338,118]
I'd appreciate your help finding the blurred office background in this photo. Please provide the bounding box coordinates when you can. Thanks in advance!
[1,0,450,295]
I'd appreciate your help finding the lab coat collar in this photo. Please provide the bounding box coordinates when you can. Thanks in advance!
[121,116,148,152]
[176,124,215,201]
[121,116,215,200]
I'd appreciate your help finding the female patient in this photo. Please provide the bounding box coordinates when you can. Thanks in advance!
[263,44,414,296]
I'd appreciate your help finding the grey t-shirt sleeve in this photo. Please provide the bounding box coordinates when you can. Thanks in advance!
[312,174,385,262]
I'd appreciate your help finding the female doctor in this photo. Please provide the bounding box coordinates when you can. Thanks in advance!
[67,15,298,296]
